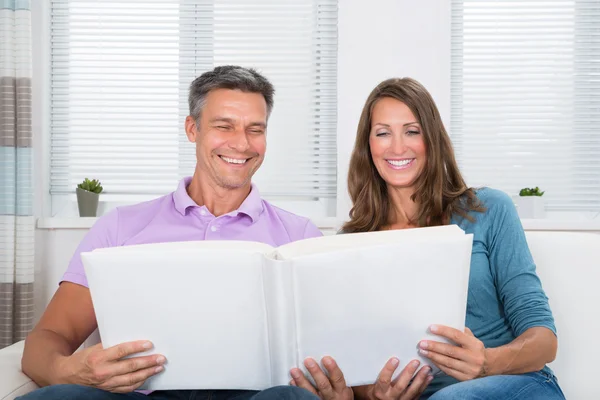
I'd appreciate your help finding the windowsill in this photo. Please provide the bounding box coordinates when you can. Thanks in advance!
[36,217,600,232]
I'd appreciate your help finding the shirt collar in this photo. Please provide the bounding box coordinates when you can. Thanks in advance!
[172,176,263,223]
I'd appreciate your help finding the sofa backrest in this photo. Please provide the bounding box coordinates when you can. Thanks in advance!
[525,231,600,400]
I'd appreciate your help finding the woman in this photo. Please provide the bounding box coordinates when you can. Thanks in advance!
[290,78,565,400]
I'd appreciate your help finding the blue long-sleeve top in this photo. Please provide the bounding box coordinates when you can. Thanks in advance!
[425,187,557,394]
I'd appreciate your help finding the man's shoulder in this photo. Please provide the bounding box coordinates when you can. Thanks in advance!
[93,192,176,244]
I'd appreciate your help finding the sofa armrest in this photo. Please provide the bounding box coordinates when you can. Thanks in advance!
[0,341,38,400]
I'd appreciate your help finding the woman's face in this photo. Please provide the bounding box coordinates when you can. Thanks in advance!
[369,97,427,191]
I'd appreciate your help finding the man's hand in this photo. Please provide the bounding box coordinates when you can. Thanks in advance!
[58,341,166,393]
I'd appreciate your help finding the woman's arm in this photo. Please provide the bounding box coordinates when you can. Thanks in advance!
[419,189,558,380]
[484,326,556,375]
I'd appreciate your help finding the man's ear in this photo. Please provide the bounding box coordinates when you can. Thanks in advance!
[185,116,198,143]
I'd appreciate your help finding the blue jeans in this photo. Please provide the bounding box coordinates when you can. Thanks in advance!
[422,370,565,400]
[16,385,320,400]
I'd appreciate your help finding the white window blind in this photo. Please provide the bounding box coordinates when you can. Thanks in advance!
[451,0,600,211]
[50,0,337,199]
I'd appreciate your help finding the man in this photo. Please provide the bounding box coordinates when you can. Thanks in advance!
[19,66,323,400]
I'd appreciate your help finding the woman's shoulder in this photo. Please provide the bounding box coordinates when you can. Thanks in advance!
[453,187,517,230]
[472,187,515,211]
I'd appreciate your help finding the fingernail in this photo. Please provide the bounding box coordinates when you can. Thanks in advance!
[411,360,420,367]
[156,356,166,364]
[429,325,439,333]
[391,358,399,366]
[155,366,164,373]
[419,341,428,349]
[424,366,431,373]
[419,349,429,356]
[427,375,434,382]
[323,357,334,366]
[143,342,152,349]
[291,369,301,379]
[305,359,316,368]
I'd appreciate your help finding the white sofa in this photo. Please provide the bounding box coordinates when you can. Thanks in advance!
[1,231,599,400]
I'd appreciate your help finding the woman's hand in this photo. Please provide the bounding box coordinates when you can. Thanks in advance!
[290,356,432,400]
[418,325,487,381]
[357,357,432,400]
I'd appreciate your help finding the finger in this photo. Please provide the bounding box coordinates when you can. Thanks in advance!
[465,327,475,337]
[321,356,347,391]
[102,341,154,362]
[374,357,399,395]
[419,341,469,362]
[389,359,421,397]
[111,354,166,376]
[102,365,163,392]
[429,325,470,347]
[289,379,297,387]
[290,368,318,395]
[304,358,334,397]
[419,350,470,377]
[399,365,431,400]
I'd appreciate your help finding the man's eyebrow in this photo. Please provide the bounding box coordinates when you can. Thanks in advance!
[209,117,236,124]
[247,122,267,129]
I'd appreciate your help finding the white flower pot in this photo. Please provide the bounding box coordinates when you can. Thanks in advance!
[513,196,546,219]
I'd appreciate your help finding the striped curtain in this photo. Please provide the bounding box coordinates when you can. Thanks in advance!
[0,0,34,349]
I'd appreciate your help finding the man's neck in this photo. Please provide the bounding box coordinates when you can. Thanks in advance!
[187,173,251,217]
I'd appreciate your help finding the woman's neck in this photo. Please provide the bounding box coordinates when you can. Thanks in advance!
[385,186,420,230]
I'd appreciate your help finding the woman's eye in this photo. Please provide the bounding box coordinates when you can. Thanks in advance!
[375,131,390,137]
[407,130,420,136]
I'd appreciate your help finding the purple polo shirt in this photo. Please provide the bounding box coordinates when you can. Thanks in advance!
[62,177,323,287]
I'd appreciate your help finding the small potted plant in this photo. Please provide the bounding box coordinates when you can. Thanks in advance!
[76,178,103,217]
[514,186,545,219]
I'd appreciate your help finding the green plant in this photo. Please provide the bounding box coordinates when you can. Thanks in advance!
[519,187,545,196]
[77,178,103,194]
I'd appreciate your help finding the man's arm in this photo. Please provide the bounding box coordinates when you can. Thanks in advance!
[21,282,98,386]
[22,282,165,392]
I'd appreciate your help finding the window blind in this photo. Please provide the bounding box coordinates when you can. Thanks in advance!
[451,0,600,211]
[50,0,337,199]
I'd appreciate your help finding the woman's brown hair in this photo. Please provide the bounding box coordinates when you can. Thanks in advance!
[341,77,484,233]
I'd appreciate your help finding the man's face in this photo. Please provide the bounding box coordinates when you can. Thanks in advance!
[185,89,268,190]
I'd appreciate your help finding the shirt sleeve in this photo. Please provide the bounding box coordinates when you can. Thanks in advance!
[302,219,324,239]
[486,191,557,337]
[61,208,121,288]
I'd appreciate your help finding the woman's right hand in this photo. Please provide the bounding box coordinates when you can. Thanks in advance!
[57,341,166,393]
[354,358,433,400]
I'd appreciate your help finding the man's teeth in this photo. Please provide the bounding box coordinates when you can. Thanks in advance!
[387,159,413,167]
[221,156,247,165]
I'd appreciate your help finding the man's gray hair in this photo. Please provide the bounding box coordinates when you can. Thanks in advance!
[188,65,275,121]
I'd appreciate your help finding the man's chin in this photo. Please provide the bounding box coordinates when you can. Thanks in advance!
[215,176,252,190]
